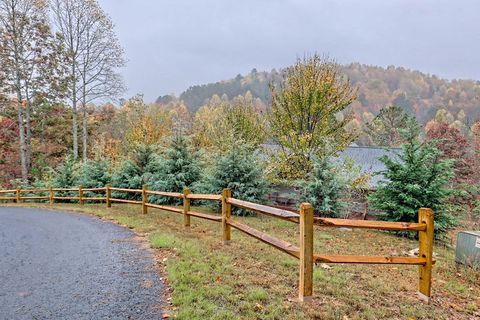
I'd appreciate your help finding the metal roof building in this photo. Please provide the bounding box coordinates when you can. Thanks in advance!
[336,145,401,188]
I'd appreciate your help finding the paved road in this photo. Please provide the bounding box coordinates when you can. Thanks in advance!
[0,207,164,320]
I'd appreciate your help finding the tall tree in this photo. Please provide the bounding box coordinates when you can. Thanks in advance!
[365,105,414,147]
[369,120,457,237]
[472,121,480,183]
[426,122,474,185]
[0,0,63,179]
[269,54,357,179]
[52,0,125,161]
[192,92,266,151]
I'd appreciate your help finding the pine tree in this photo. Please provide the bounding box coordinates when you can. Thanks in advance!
[111,145,162,199]
[78,160,111,188]
[77,160,111,198]
[369,120,457,237]
[200,144,268,216]
[365,105,415,147]
[52,155,79,199]
[301,158,345,217]
[162,135,200,192]
[147,135,201,204]
[52,155,78,188]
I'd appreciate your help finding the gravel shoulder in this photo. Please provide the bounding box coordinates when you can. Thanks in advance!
[0,207,164,320]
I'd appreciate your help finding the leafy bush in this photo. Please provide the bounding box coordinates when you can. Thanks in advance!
[198,144,268,216]
[369,121,457,237]
[300,157,345,217]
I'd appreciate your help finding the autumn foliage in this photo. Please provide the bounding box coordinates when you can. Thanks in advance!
[426,122,475,185]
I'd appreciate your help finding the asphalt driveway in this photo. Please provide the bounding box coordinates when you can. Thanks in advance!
[0,207,164,320]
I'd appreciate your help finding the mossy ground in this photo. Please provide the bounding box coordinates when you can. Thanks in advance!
[3,202,479,319]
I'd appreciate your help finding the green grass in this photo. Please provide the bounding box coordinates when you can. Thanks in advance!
[2,202,479,319]
[150,233,177,249]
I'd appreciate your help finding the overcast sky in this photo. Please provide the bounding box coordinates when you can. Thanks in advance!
[98,0,480,102]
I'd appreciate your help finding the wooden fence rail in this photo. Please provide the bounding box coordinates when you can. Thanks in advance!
[1,185,435,303]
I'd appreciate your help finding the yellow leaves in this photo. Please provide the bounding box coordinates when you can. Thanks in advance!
[168,103,192,135]
[269,54,357,169]
[125,114,167,147]
[94,96,175,158]
[191,93,266,151]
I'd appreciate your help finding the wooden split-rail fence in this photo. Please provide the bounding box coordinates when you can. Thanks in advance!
[0,185,435,302]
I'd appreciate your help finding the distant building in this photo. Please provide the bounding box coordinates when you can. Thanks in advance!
[262,143,399,216]
[335,145,401,189]
[262,143,401,189]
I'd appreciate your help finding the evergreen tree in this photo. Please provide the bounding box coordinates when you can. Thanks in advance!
[365,105,415,147]
[51,155,79,199]
[369,120,457,237]
[77,160,111,198]
[78,160,111,188]
[52,155,78,188]
[200,144,268,216]
[112,145,162,199]
[148,135,201,204]
[162,135,200,192]
[301,158,345,217]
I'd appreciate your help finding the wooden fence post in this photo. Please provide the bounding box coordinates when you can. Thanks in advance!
[49,187,54,205]
[183,187,191,227]
[142,184,148,214]
[16,188,21,203]
[418,207,434,302]
[222,188,232,244]
[299,203,314,302]
[79,185,84,205]
[106,184,111,208]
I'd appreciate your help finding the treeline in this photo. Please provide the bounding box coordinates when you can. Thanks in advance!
[163,63,480,125]
[0,0,125,181]
[4,55,479,236]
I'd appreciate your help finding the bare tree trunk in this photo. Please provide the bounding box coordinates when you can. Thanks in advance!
[25,96,32,171]
[72,62,78,159]
[82,102,88,161]
[16,94,28,180]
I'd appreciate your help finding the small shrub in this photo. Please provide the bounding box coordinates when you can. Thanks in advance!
[148,135,201,204]
[52,155,79,188]
[198,143,268,216]
[77,160,111,199]
[111,145,163,200]
[300,157,345,217]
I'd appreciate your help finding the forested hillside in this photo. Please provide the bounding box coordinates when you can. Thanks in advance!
[159,63,480,124]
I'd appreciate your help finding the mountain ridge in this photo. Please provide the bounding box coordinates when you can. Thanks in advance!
[156,63,480,123]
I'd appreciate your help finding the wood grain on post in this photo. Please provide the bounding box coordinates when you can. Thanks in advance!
[183,188,191,227]
[49,187,54,204]
[299,203,314,303]
[142,184,148,214]
[79,186,84,205]
[106,184,111,208]
[16,188,21,203]
[418,208,434,302]
[222,188,232,244]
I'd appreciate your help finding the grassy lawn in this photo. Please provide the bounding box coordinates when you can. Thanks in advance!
[2,202,479,319]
